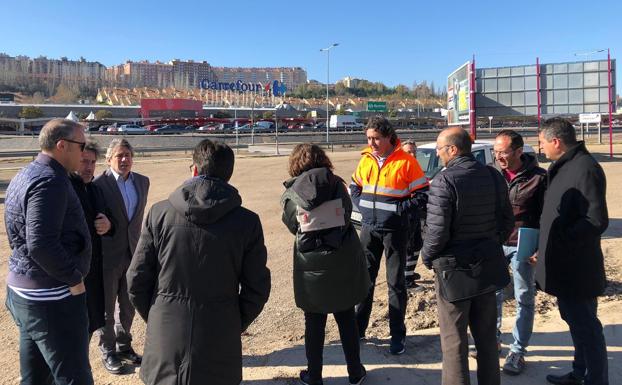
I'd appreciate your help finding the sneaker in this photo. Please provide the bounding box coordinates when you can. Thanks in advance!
[545,372,584,385]
[502,352,525,375]
[299,370,323,385]
[389,338,405,355]
[407,282,425,292]
[349,365,367,385]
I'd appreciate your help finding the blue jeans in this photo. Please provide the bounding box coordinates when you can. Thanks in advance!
[5,288,94,385]
[495,245,536,355]
[558,297,608,385]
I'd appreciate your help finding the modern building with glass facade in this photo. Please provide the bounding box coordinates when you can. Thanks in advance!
[475,59,616,117]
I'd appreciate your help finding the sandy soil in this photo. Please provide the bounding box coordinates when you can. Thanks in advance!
[0,140,620,384]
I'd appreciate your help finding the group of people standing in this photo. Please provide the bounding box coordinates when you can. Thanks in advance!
[3,115,610,385]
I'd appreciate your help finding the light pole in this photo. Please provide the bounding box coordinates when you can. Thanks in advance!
[320,43,339,143]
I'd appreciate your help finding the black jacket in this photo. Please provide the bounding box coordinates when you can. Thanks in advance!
[536,142,608,298]
[70,173,115,333]
[5,154,91,289]
[127,176,271,385]
[281,168,370,314]
[495,153,547,246]
[421,155,514,267]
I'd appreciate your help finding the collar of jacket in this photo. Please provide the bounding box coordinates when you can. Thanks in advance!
[548,141,587,175]
[360,139,403,163]
[445,154,476,169]
[35,153,68,175]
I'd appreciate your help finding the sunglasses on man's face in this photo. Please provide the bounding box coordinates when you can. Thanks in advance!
[59,138,86,152]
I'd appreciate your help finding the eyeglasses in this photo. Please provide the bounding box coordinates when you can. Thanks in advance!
[493,147,521,157]
[436,144,451,151]
[59,138,86,152]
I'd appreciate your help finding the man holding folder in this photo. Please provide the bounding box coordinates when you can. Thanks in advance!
[492,130,547,375]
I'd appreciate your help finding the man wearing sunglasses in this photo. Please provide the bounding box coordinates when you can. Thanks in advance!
[5,118,94,384]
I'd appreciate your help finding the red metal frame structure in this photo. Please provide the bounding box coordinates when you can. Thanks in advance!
[536,57,542,155]
[470,55,477,139]
[608,48,613,158]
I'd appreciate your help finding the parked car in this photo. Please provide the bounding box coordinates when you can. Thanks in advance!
[118,124,150,134]
[154,124,191,134]
[144,124,164,132]
[349,140,536,228]
[197,124,219,131]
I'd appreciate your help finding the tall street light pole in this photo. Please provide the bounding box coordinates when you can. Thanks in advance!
[320,43,339,143]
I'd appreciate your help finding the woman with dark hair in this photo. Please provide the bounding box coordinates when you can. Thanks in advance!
[281,144,371,385]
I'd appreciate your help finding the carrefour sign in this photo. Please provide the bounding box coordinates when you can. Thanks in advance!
[199,79,286,96]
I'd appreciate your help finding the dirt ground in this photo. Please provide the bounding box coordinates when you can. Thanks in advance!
[0,140,620,384]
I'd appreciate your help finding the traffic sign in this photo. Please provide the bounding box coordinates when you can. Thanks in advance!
[367,101,387,112]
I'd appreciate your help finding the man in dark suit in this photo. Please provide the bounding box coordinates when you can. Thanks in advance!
[94,138,150,374]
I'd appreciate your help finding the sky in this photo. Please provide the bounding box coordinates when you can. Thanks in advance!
[2,0,620,90]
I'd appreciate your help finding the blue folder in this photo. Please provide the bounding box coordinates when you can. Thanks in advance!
[515,227,539,262]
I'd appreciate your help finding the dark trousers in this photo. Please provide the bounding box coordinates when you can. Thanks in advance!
[405,250,420,284]
[5,288,94,385]
[436,279,500,385]
[557,297,609,385]
[98,257,135,356]
[355,226,407,341]
[305,308,363,381]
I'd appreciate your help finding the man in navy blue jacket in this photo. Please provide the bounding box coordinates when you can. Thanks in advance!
[4,118,94,385]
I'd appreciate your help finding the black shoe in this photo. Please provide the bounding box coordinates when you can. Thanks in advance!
[546,372,584,385]
[117,348,142,365]
[349,365,367,385]
[299,370,323,385]
[102,353,124,374]
[389,338,405,355]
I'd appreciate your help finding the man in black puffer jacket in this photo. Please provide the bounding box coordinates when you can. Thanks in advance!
[421,127,514,385]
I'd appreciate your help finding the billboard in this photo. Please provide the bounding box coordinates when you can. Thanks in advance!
[475,60,616,117]
[447,62,471,125]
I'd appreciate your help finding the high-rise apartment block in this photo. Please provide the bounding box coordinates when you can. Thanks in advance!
[210,66,307,90]
[0,53,106,94]
[0,53,307,94]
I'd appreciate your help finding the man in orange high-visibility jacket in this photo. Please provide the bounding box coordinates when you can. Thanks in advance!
[351,117,429,355]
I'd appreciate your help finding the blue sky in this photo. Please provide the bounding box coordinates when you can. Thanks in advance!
[2,0,620,90]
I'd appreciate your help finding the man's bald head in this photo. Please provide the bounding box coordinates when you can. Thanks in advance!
[439,127,472,155]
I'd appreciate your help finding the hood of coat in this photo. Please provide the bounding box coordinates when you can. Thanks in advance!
[169,176,242,226]
[283,167,340,211]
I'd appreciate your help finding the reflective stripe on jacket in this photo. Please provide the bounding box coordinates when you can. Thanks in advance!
[351,141,429,230]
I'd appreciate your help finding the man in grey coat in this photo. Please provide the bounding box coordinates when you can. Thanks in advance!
[94,138,150,374]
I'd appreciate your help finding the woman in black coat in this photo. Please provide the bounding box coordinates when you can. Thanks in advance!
[281,144,370,385]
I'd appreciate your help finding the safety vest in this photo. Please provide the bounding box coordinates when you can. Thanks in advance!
[351,142,428,230]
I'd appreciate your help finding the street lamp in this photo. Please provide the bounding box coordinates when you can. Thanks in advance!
[320,43,339,143]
